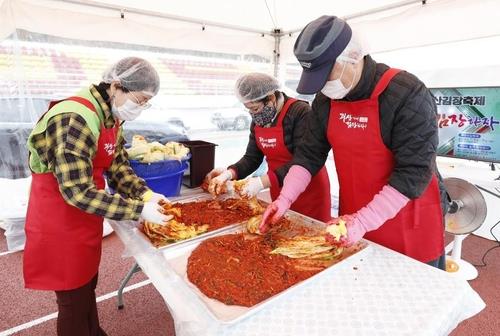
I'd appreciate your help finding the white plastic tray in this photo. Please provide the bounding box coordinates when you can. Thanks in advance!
[161,211,372,325]
[137,193,261,251]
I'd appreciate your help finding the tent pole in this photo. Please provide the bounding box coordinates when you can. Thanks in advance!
[53,0,269,36]
[272,29,281,78]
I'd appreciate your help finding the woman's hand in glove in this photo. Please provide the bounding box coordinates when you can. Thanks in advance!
[325,215,359,247]
[205,168,226,182]
[238,176,266,198]
[259,195,291,233]
[207,169,234,196]
[140,201,173,225]
[325,185,410,247]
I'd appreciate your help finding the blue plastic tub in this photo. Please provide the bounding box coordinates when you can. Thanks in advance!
[142,161,188,197]
[129,154,191,178]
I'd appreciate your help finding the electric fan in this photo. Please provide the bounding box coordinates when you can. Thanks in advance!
[443,177,487,280]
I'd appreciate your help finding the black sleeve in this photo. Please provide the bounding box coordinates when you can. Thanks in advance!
[274,100,310,179]
[275,94,332,185]
[228,123,264,179]
[387,73,439,198]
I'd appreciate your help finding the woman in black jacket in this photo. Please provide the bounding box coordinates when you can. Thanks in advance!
[206,72,331,222]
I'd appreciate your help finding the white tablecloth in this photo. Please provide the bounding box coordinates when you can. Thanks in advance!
[108,191,485,336]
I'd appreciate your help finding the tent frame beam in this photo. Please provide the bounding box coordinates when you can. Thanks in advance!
[58,0,427,37]
[55,0,287,78]
[55,0,270,35]
[283,0,426,35]
[51,0,428,79]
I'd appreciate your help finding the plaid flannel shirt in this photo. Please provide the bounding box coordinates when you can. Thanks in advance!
[29,85,148,220]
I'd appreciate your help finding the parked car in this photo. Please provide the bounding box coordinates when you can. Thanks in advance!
[164,117,189,130]
[210,103,251,130]
[0,97,51,179]
[121,119,189,144]
[0,97,189,179]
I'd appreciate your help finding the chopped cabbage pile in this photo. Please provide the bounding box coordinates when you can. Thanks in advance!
[126,135,190,163]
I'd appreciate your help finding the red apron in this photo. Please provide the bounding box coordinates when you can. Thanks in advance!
[255,98,331,222]
[24,96,119,290]
[326,68,444,262]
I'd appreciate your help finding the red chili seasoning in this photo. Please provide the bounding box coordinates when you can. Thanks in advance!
[168,199,258,231]
[187,233,323,307]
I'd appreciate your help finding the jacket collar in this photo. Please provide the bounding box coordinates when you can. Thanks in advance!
[89,84,116,128]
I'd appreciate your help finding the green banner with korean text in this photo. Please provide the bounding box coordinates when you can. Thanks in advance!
[431,87,500,163]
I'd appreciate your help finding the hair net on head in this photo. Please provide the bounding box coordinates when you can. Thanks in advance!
[336,32,367,64]
[235,72,280,103]
[102,57,160,96]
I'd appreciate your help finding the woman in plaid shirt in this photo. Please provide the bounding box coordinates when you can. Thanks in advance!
[23,57,170,336]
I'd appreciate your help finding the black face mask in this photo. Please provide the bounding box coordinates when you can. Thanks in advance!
[251,104,277,126]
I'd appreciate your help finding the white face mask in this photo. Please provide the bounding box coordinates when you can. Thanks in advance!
[112,99,145,121]
[321,63,356,100]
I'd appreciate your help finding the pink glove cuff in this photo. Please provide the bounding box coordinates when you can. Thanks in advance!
[355,184,410,233]
[279,165,312,205]
[259,166,312,233]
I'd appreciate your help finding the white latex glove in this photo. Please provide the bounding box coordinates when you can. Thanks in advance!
[239,177,264,198]
[208,169,234,195]
[140,201,172,225]
[205,167,226,182]
[225,181,236,196]
[150,192,169,204]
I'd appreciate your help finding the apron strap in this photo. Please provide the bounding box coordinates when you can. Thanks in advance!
[370,68,401,99]
[276,97,298,125]
[62,96,109,128]
[44,96,98,121]
[65,96,119,133]
[65,96,97,112]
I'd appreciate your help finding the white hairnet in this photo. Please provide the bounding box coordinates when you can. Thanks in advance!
[336,32,367,64]
[102,57,160,96]
[235,73,280,103]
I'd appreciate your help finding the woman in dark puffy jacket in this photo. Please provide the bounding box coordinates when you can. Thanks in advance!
[206,72,331,222]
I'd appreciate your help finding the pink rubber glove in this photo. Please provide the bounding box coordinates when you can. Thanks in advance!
[259,165,312,233]
[326,185,410,247]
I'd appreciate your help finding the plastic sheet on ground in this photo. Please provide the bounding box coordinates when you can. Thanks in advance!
[0,177,30,250]
[0,176,113,251]
[0,177,31,222]
[3,217,26,251]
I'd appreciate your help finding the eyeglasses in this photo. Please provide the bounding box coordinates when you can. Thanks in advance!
[245,95,273,114]
[246,102,265,114]
[129,91,152,109]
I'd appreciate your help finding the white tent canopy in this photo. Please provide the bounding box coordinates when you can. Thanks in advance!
[1,0,500,86]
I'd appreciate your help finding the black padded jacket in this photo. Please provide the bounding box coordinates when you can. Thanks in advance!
[276,55,449,213]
